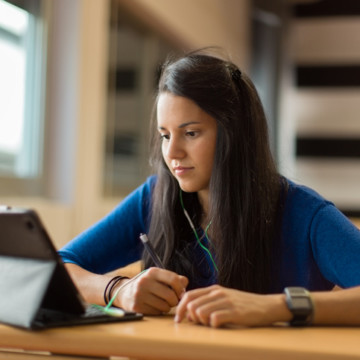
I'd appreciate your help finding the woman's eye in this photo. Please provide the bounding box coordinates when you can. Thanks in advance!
[186,131,197,137]
[160,134,170,140]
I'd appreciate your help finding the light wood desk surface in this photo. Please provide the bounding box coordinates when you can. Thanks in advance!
[1,315,360,360]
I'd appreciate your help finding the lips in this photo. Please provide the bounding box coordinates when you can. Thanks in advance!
[173,166,193,175]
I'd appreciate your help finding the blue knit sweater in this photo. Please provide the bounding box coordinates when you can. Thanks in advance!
[59,176,360,292]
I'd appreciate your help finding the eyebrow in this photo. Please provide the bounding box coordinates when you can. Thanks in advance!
[158,121,201,130]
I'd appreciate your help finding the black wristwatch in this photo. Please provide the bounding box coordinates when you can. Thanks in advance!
[284,287,314,326]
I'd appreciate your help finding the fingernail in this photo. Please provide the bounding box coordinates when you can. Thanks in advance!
[174,315,180,323]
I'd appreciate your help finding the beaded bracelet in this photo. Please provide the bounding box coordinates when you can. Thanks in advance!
[104,275,129,305]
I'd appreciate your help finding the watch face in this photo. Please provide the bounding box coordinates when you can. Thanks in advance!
[292,297,312,311]
[289,287,307,296]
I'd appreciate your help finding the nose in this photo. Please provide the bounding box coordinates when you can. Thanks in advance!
[164,136,185,160]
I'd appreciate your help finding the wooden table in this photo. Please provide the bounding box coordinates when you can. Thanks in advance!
[1,315,360,360]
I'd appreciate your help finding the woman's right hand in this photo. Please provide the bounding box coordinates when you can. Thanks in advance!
[114,267,188,315]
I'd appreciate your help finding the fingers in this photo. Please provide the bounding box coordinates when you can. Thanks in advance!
[141,276,179,308]
[175,286,216,323]
[143,267,188,302]
[150,267,188,300]
[135,292,174,314]
[208,309,232,328]
[119,267,188,314]
[189,298,234,327]
[175,285,236,327]
[175,285,274,328]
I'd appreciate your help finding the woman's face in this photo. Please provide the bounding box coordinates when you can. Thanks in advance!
[157,92,217,198]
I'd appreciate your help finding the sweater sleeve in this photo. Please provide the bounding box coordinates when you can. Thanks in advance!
[58,176,156,274]
[310,203,360,288]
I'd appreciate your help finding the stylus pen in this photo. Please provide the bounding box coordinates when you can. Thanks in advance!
[139,233,165,269]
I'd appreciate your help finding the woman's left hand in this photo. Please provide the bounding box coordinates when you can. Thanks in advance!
[175,285,291,328]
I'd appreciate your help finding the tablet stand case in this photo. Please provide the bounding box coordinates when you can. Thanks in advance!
[0,208,85,328]
[0,256,56,328]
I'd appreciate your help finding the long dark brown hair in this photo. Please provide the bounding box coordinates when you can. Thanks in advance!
[144,48,283,293]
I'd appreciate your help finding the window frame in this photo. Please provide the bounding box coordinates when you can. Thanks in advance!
[0,0,48,197]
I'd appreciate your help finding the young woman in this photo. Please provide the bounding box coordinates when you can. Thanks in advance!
[59,49,360,328]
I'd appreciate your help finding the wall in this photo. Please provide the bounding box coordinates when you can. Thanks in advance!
[118,0,251,69]
[281,1,360,215]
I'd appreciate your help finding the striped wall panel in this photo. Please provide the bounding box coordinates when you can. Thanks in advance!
[296,138,360,158]
[294,0,360,18]
[296,65,360,87]
[288,0,360,215]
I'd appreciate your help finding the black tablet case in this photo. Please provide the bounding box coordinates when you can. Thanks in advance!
[0,206,142,329]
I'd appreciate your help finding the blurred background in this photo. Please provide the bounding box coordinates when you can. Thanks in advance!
[0,0,359,248]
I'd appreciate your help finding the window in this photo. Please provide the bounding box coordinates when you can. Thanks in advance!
[0,0,47,196]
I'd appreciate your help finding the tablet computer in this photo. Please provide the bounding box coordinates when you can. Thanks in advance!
[0,206,143,329]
